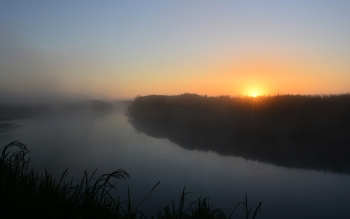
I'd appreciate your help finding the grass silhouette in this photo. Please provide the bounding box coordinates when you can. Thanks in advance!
[0,141,261,219]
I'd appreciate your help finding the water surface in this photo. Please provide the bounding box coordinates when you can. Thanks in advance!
[1,102,349,218]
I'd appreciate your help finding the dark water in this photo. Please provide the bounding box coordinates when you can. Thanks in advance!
[1,103,350,218]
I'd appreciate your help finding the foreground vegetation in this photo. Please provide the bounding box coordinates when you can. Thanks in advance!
[0,141,261,219]
[127,93,350,174]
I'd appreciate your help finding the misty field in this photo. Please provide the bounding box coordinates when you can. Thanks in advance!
[127,93,350,174]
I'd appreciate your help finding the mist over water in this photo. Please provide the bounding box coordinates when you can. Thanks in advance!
[1,100,350,218]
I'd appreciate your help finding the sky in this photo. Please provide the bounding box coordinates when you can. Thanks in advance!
[1,0,350,100]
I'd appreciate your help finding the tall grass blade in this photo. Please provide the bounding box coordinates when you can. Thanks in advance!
[135,181,160,210]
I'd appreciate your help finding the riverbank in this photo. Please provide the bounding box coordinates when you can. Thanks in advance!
[127,93,350,174]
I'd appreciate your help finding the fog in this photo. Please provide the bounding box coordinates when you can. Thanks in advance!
[0,23,126,102]
[0,98,120,121]
[2,99,350,219]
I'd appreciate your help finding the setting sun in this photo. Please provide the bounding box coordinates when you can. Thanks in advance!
[242,86,267,97]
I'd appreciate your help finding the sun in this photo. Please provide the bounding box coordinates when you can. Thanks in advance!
[248,90,260,97]
[243,86,266,97]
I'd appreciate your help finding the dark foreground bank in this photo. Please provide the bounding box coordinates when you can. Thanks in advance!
[0,141,261,219]
[127,93,350,174]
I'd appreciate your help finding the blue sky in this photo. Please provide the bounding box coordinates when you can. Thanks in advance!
[1,0,350,100]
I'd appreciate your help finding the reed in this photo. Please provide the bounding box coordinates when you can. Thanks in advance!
[154,188,261,219]
[0,141,262,219]
[0,141,131,218]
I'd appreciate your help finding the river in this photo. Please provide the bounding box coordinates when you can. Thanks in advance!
[1,102,349,218]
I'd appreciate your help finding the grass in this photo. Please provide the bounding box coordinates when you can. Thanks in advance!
[0,141,261,219]
[0,141,131,218]
[154,189,261,219]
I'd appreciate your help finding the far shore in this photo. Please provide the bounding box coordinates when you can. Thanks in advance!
[127,93,350,174]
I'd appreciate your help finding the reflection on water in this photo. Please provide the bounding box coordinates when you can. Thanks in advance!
[127,94,350,174]
[1,102,350,218]
[0,123,21,143]
[128,117,350,174]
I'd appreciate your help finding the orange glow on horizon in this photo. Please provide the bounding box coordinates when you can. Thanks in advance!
[101,45,350,99]
[240,84,268,97]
